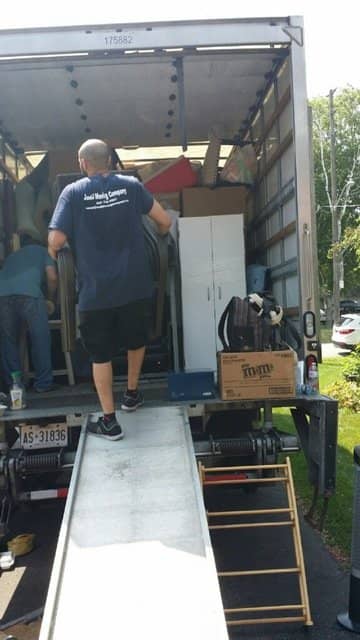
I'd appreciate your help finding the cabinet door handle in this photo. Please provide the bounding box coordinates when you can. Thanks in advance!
[218,286,222,300]
[207,287,211,301]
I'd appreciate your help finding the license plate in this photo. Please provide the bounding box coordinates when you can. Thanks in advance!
[20,423,68,450]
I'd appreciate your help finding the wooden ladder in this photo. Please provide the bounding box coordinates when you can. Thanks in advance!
[198,457,313,628]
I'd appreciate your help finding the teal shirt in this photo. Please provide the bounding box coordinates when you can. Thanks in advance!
[0,246,55,299]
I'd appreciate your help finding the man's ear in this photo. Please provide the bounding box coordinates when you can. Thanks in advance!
[79,158,87,175]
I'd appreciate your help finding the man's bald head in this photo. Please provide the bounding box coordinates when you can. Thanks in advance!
[78,139,111,174]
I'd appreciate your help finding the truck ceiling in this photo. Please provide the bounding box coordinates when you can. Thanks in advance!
[0,19,294,152]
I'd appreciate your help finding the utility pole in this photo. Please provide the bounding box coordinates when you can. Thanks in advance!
[329,88,341,325]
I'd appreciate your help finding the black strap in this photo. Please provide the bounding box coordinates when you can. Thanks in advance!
[142,216,169,341]
[281,316,302,353]
[57,247,76,352]
[217,297,234,351]
[152,234,168,340]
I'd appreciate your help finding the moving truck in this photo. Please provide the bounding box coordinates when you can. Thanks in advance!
[0,17,337,529]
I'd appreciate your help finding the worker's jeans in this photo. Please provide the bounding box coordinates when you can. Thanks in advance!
[0,295,53,390]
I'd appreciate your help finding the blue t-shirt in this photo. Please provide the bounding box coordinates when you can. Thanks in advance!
[49,174,154,311]
[0,245,55,299]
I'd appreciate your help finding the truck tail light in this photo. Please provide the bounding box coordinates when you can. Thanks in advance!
[303,311,316,338]
[305,353,318,379]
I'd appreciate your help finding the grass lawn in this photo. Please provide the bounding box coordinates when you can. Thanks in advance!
[274,357,360,563]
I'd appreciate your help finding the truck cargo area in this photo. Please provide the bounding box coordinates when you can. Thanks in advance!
[0,17,318,353]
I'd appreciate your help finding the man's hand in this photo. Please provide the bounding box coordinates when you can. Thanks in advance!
[48,246,58,260]
[45,265,58,302]
[45,300,56,316]
[48,229,68,256]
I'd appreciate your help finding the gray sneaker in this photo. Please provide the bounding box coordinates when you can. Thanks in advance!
[87,416,123,441]
[121,390,144,412]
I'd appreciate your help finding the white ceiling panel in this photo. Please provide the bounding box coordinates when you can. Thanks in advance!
[0,50,284,151]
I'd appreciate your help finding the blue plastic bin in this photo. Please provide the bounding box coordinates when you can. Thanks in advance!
[167,370,215,401]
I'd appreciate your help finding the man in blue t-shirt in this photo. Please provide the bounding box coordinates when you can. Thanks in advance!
[48,138,171,441]
[0,239,58,392]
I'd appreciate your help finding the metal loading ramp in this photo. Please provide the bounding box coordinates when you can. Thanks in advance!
[40,406,229,640]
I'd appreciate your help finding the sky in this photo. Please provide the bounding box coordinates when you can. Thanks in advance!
[1,0,359,98]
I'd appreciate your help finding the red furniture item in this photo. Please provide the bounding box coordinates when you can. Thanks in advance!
[144,156,198,194]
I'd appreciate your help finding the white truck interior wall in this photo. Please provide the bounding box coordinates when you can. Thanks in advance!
[272,279,283,305]
[281,146,295,185]
[284,234,297,262]
[47,151,80,183]
[283,199,296,226]
[277,55,291,96]
[0,180,4,263]
[263,85,276,122]
[268,210,281,237]
[286,276,300,308]
[279,103,293,140]
[249,57,299,313]
[267,165,279,200]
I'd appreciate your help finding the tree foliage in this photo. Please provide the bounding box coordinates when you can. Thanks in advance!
[338,223,360,267]
[311,87,360,299]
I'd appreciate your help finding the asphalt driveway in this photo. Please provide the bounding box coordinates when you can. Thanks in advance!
[321,343,352,358]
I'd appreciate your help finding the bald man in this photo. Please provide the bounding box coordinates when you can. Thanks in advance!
[48,139,171,441]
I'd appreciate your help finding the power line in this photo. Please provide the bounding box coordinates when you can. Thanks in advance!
[317,204,360,209]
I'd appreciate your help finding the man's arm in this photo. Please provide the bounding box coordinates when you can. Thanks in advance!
[48,229,68,259]
[45,264,58,302]
[148,200,172,235]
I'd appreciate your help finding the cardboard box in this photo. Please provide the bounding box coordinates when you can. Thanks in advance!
[182,186,250,217]
[47,150,79,183]
[154,192,181,211]
[218,351,296,401]
[138,159,169,183]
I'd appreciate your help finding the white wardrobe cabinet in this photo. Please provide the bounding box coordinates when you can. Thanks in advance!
[178,214,246,373]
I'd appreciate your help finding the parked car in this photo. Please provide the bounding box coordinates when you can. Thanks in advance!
[340,299,360,314]
[320,309,327,324]
[332,314,360,349]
